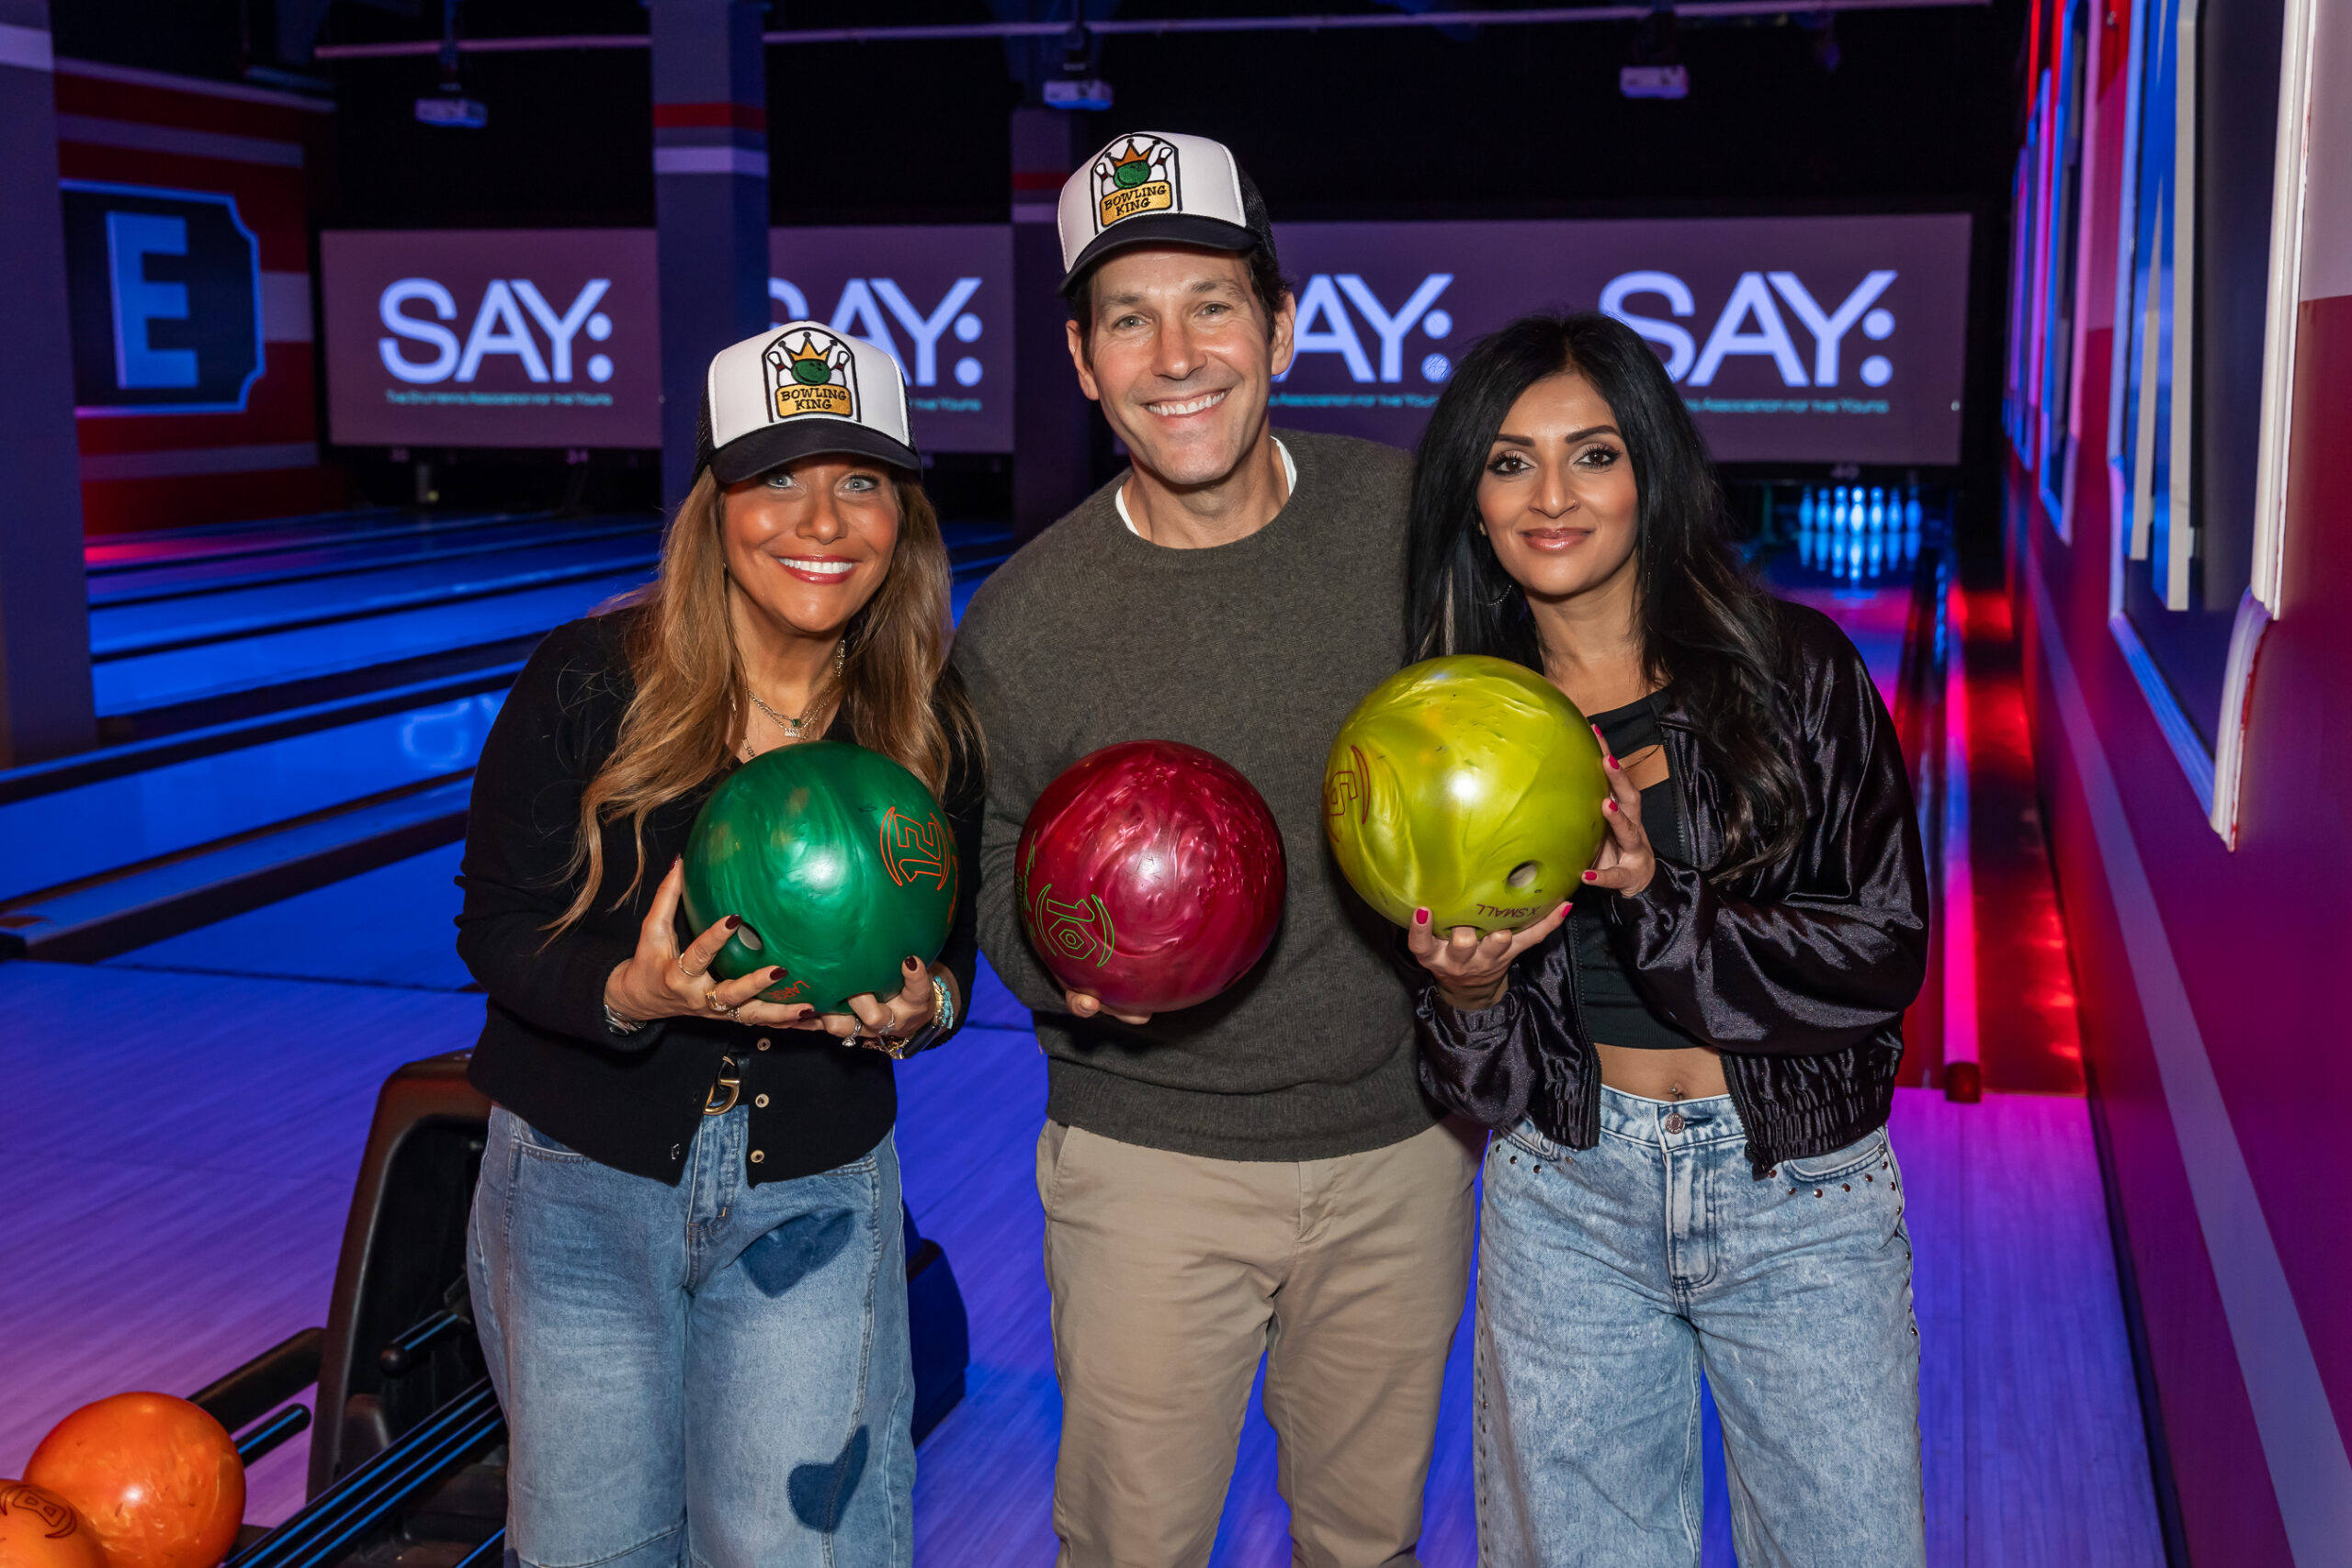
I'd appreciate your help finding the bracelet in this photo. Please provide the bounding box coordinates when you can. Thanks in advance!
[890,973,957,1058]
[604,1001,647,1036]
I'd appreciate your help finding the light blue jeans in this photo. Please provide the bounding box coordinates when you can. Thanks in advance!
[1476,1087,1924,1568]
[468,1106,914,1568]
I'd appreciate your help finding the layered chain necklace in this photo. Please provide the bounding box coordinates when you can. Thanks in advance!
[741,641,846,759]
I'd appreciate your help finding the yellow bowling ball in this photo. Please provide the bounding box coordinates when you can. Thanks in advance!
[1324,656,1608,935]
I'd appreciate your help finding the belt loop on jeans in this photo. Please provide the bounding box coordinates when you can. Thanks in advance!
[704,1055,741,1115]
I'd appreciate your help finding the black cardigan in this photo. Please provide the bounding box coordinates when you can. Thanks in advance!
[457,609,982,1185]
[1413,602,1930,1179]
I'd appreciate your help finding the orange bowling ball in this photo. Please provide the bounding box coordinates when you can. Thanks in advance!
[0,1481,108,1568]
[24,1393,243,1568]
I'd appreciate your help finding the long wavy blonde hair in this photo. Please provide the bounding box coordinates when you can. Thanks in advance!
[552,466,978,932]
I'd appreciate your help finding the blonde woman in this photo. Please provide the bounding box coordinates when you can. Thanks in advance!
[458,324,979,1568]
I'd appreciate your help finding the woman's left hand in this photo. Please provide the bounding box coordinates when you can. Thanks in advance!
[809,956,946,1052]
[1583,724,1657,897]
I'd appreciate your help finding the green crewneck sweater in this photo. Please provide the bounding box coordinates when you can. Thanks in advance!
[953,430,1440,1161]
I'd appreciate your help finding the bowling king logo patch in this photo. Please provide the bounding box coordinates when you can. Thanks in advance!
[1091,135,1181,232]
[762,326,859,423]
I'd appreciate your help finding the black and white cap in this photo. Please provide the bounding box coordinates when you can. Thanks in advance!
[1057,130,1276,294]
[695,321,920,484]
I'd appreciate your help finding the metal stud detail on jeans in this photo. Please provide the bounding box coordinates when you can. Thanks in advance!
[1664,1112,1685,1134]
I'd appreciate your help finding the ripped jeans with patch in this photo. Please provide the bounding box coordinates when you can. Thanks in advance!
[469,1105,913,1568]
[1475,1086,1924,1568]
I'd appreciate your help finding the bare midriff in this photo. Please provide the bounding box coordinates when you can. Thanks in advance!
[1595,1043,1729,1100]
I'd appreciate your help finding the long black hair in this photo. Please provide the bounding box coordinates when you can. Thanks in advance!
[1406,310,1803,884]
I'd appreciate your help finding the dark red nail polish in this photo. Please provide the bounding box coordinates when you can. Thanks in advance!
[1582,870,1599,882]
[905,954,922,968]
[768,966,786,980]
[725,915,741,930]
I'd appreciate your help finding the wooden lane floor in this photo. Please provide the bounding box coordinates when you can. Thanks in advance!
[0,954,2166,1564]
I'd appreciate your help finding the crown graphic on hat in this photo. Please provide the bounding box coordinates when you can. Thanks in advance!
[695,321,919,484]
[1056,130,1276,294]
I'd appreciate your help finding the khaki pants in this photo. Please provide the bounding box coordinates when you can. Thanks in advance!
[1035,1118,1480,1568]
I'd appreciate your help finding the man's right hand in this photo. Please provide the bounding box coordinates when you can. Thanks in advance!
[1066,989,1152,1027]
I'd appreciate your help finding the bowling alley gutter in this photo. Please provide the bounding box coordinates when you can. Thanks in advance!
[313,0,1989,60]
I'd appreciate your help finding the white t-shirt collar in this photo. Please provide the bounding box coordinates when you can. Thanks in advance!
[1115,436,1297,537]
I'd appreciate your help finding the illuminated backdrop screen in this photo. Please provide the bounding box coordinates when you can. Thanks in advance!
[322,215,1967,465]
[321,226,1012,452]
[1268,214,1972,465]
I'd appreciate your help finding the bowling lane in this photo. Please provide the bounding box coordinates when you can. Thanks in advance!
[93,518,1005,718]
[81,506,413,568]
[1762,550,1928,711]
[93,571,650,716]
[89,514,647,607]
[90,534,662,655]
[103,840,478,990]
[0,688,507,901]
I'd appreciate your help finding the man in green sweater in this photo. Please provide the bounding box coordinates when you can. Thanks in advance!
[954,131,1476,1568]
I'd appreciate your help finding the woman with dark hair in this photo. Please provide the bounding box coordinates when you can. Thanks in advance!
[1400,311,1929,1567]
[457,324,979,1568]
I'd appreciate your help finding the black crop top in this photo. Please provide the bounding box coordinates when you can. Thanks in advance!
[1574,694,1710,1051]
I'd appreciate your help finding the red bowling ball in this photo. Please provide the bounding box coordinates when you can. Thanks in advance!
[1017,740,1286,1015]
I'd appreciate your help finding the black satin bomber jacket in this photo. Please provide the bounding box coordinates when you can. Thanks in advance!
[1413,601,1930,1179]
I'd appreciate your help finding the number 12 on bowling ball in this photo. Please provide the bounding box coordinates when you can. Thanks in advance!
[1016,739,1285,1016]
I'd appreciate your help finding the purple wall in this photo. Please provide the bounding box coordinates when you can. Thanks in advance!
[2006,0,2352,1559]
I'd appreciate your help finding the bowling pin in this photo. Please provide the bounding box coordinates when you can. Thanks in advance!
[1799,487,1816,530]
[1869,487,1886,532]
[1905,485,1924,531]
[1867,532,1884,579]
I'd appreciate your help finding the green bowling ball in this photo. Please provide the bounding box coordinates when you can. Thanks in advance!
[681,740,959,1014]
[1324,656,1608,936]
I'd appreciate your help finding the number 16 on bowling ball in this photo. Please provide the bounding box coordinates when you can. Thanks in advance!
[1016,739,1285,1016]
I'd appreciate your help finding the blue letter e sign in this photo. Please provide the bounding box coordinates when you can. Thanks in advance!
[62,182,263,414]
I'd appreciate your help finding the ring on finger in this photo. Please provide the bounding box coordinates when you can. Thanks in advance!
[677,953,705,979]
[707,988,726,1012]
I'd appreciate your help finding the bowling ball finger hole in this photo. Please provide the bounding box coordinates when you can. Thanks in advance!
[1508,861,1542,890]
[736,924,765,952]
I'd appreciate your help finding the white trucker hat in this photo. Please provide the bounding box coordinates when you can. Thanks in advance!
[695,321,920,484]
[1057,130,1276,294]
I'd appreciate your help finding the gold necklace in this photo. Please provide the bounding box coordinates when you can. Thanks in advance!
[744,642,846,750]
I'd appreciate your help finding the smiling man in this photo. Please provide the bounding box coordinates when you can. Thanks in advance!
[954,133,1476,1568]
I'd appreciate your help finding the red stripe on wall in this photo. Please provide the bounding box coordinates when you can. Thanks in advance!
[652,101,766,130]
[79,466,345,536]
[74,345,320,456]
[54,70,330,143]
